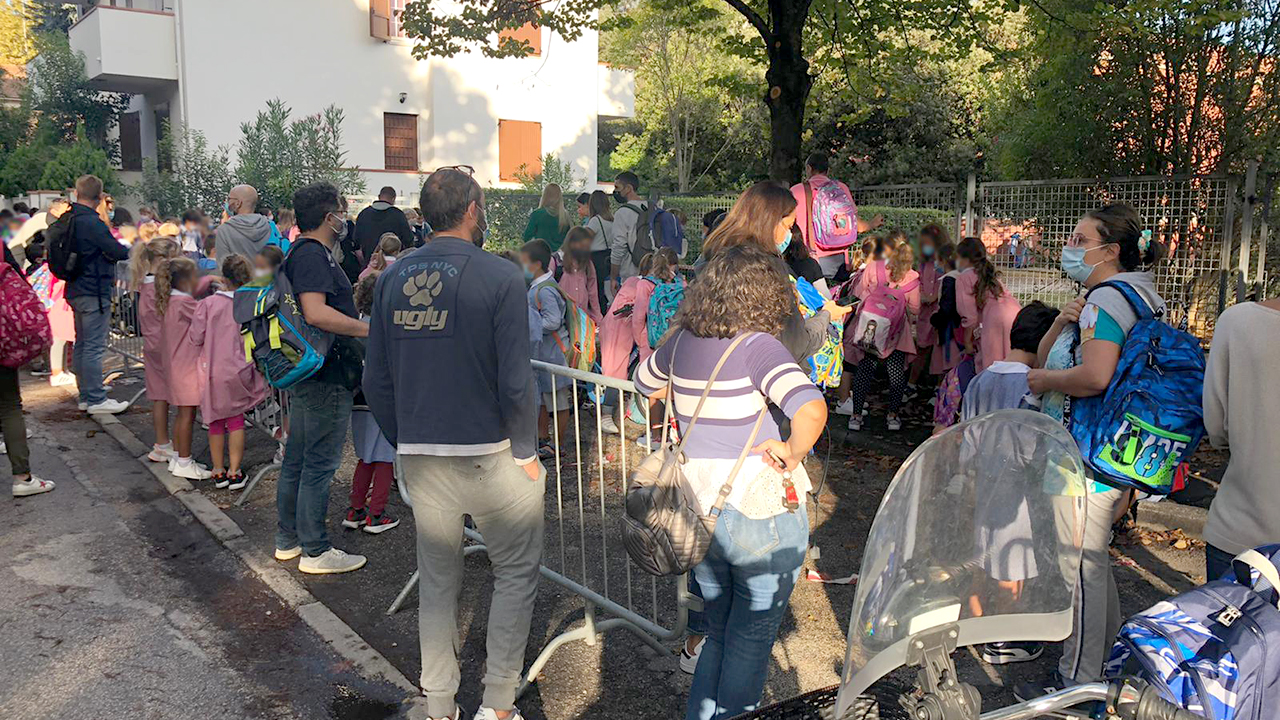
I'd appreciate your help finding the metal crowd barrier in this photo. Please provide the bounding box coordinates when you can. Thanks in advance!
[387,360,699,696]
[106,260,148,408]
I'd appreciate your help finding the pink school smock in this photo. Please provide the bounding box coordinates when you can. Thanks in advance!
[916,260,942,348]
[845,260,921,365]
[600,276,654,380]
[558,263,603,326]
[160,290,202,407]
[138,277,170,403]
[188,291,266,423]
[956,270,1022,373]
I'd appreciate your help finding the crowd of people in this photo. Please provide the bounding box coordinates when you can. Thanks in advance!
[1,154,1278,720]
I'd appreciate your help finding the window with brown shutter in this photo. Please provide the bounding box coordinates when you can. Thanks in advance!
[119,112,142,171]
[499,21,541,56]
[384,113,419,171]
[498,120,541,182]
[370,0,393,40]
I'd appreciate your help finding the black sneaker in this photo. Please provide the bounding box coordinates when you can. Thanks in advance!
[363,513,400,534]
[341,507,367,530]
[212,471,229,489]
[1012,670,1067,703]
[226,472,247,491]
[980,641,1044,665]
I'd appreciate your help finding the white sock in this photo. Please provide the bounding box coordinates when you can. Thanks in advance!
[177,457,193,467]
[155,442,173,452]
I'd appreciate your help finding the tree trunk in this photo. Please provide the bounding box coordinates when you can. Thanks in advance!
[764,2,812,184]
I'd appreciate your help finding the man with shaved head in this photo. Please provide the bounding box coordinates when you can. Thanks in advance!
[216,184,275,264]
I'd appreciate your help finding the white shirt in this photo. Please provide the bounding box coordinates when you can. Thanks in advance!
[586,215,614,253]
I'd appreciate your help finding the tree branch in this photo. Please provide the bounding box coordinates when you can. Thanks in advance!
[722,0,771,43]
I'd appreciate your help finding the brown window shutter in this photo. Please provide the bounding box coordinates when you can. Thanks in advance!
[119,112,142,172]
[370,0,392,40]
[499,21,542,56]
[383,113,419,171]
[499,120,541,182]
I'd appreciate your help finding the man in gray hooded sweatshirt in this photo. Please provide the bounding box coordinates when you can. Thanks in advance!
[216,185,276,264]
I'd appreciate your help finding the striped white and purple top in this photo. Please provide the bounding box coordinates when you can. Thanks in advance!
[634,331,824,460]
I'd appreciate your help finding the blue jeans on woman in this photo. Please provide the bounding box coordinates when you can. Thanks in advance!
[276,377,352,557]
[686,503,809,720]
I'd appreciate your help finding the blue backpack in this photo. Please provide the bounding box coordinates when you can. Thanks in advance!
[646,277,685,348]
[1069,281,1206,494]
[1106,545,1280,720]
[233,238,331,389]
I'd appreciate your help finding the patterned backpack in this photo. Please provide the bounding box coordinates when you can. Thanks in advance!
[793,275,843,388]
[1069,281,1206,494]
[803,177,860,252]
[847,263,918,359]
[646,277,685,349]
[0,264,53,369]
[233,239,332,389]
[1106,545,1280,720]
[533,280,597,372]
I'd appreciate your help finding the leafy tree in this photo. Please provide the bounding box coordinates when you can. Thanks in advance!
[23,32,130,159]
[0,129,49,196]
[134,123,235,218]
[513,152,585,194]
[234,99,366,210]
[38,123,117,193]
[0,0,38,65]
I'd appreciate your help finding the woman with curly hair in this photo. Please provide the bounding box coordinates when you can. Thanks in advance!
[635,244,828,720]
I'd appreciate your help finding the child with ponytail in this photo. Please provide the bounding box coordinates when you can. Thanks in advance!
[955,237,1022,373]
[132,237,181,464]
[188,255,267,489]
[155,257,211,480]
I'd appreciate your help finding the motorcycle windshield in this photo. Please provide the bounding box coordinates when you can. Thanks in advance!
[835,410,1089,716]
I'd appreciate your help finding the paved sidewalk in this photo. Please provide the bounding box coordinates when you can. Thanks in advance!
[0,377,409,720]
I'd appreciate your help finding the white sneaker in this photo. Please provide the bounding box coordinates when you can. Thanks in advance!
[87,399,129,415]
[679,636,705,674]
[298,548,367,575]
[886,415,902,432]
[636,436,658,453]
[426,706,461,720]
[848,416,862,431]
[49,373,77,387]
[474,708,525,720]
[599,415,621,435]
[147,444,177,463]
[834,397,855,416]
[275,546,302,561]
[78,401,88,411]
[13,477,55,498]
[171,459,212,480]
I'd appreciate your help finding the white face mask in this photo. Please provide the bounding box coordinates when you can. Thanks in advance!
[253,268,271,279]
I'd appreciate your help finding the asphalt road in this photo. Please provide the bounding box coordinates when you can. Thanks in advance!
[0,377,409,720]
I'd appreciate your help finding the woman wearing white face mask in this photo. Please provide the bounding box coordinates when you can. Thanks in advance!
[1016,203,1166,701]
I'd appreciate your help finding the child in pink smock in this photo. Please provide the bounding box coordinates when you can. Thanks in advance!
[599,250,678,434]
[557,227,603,325]
[188,255,266,490]
[909,224,951,392]
[955,237,1022,373]
[842,247,921,432]
[130,237,181,463]
[156,257,212,481]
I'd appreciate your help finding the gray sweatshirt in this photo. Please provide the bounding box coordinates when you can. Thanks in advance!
[1085,271,1166,333]
[216,214,274,264]
[1203,302,1280,554]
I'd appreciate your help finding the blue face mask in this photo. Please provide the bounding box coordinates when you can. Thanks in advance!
[777,236,792,254]
[1060,244,1111,284]
[523,267,534,283]
[921,245,935,258]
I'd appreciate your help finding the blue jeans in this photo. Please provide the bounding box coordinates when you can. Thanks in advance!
[276,378,352,557]
[1206,543,1235,582]
[68,294,111,405]
[686,504,809,720]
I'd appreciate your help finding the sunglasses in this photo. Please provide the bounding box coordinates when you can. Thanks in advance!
[435,164,475,177]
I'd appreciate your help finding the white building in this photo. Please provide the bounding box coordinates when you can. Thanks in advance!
[68,0,635,201]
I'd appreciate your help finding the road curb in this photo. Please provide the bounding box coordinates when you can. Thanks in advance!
[1136,498,1208,538]
[82,407,417,697]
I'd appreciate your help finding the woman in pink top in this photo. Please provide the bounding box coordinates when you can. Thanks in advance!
[557,227,603,325]
[155,257,212,481]
[599,249,678,434]
[842,243,921,432]
[189,255,267,489]
[130,237,181,464]
[955,237,1022,373]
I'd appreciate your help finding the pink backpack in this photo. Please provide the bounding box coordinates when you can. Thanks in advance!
[0,264,53,369]
[803,178,859,252]
[848,263,918,359]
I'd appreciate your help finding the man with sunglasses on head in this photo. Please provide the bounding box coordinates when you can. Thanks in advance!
[274,181,371,576]
[364,165,543,720]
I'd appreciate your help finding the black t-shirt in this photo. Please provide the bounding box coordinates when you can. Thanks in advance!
[787,255,824,286]
[285,237,358,320]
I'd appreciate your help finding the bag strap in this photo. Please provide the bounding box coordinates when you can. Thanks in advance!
[707,407,769,519]
[1086,280,1155,323]
[669,333,753,452]
[804,181,816,246]
[1233,549,1280,609]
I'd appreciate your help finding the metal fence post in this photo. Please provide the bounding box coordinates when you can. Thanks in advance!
[1258,196,1270,293]
[1219,175,1239,315]
[965,173,977,237]
[1239,160,1258,302]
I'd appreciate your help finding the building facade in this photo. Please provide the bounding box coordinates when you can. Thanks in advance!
[68,0,634,202]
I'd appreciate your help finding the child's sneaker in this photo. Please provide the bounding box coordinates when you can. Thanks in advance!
[848,415,862,432]
[537,441,556,461]
[147,443,176,463]
[171,459,212,480]
[886,414,902,432]
[474,708,525,720]
[272,443,286,465]
[13,476,55,498]
[341,507,367,530]
[363,513,400,534]
[212,471,229,489]
[227,472,248,491]
[599,415,621,435]
[834,397,855,416]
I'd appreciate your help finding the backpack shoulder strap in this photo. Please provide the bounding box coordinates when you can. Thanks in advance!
[803,181,815,243]
[898,277,920,294]
[1234,549,1280,609]
[1086,280,1154,323]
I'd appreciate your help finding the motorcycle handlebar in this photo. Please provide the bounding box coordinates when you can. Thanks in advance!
[977,679,1202,720]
